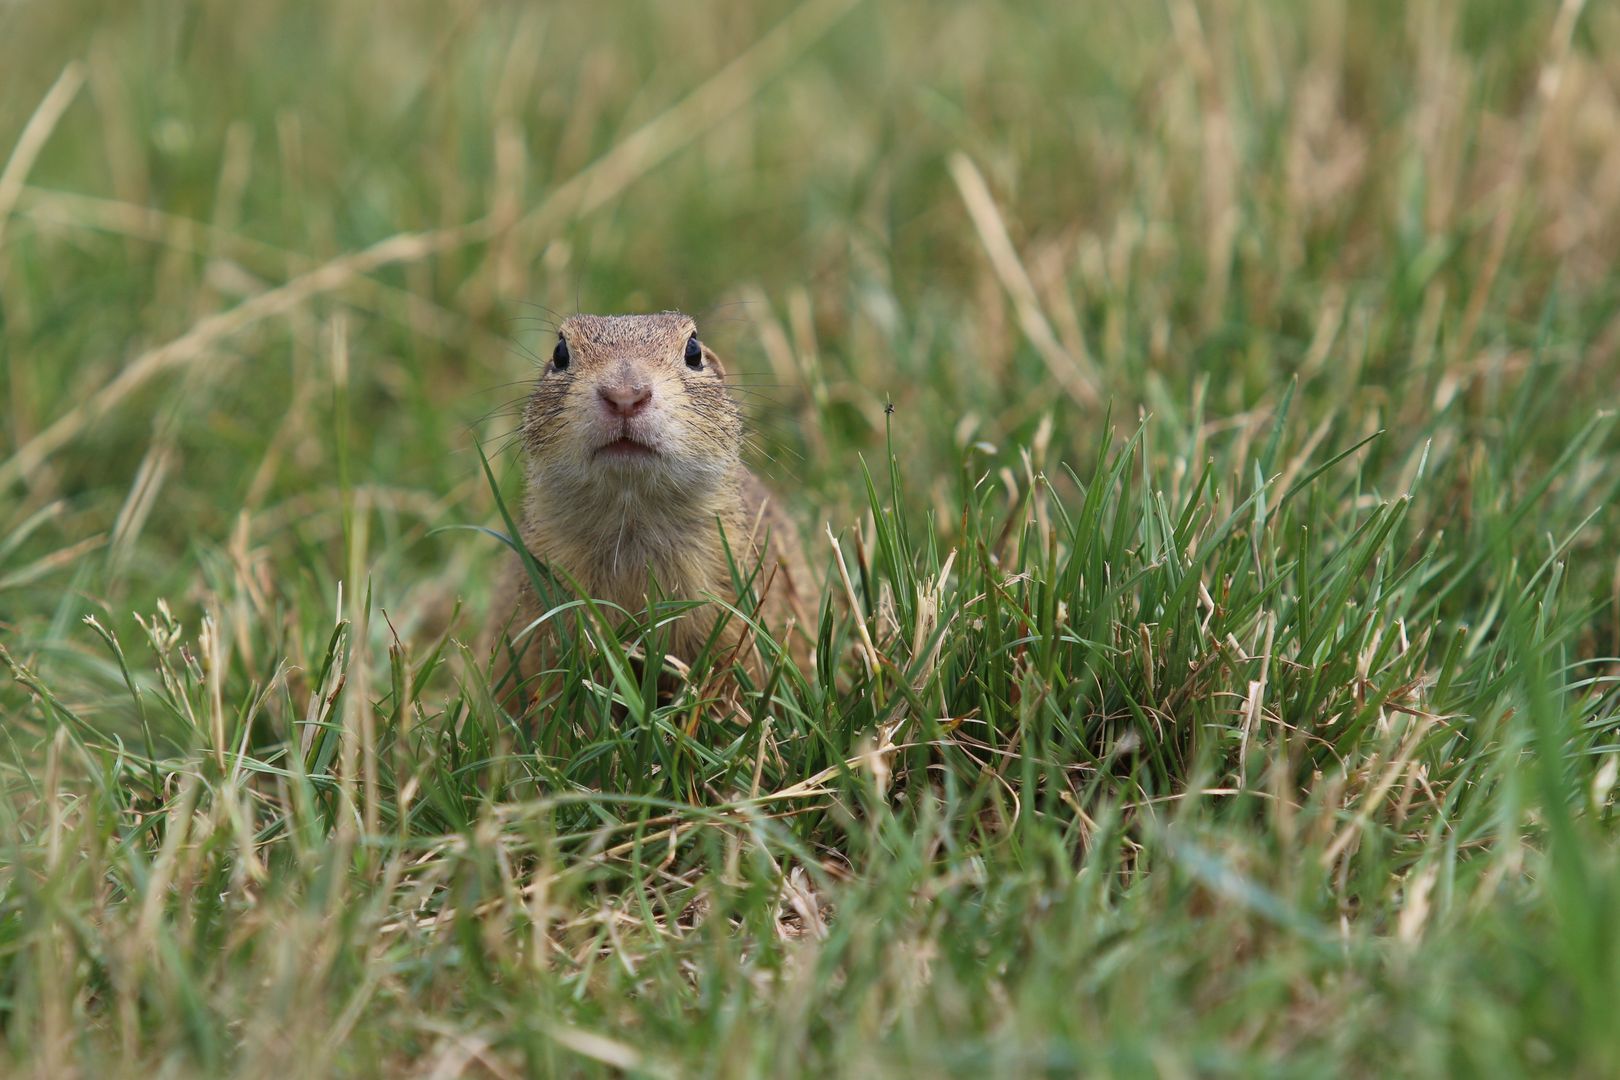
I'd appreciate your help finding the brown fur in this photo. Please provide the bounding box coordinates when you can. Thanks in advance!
[489,311,811,707]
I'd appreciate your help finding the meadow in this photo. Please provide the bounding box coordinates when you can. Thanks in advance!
[4,0,1620,1074]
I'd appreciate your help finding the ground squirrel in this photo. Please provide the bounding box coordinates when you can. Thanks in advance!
[490,311,811,705]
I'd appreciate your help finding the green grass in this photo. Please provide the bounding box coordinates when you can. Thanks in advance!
[4,0,1620,1074]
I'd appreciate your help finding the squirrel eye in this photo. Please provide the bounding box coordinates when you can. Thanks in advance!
[684,334,702,370]
[551,335,570,371]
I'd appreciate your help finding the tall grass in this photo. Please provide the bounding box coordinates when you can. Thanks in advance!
[4,0,1620,1074]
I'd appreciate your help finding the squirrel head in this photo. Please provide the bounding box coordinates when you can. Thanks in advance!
[520,311,743,511]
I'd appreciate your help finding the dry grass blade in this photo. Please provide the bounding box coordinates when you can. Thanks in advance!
[0,61,84,253]
[509,0,864,252]
[949,152,1100,407]
[0,223,487,489]
[541,1023,673,1078]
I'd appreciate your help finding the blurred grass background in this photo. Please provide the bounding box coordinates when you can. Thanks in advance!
[4,0,1618,609]
[5,0,1620,1075]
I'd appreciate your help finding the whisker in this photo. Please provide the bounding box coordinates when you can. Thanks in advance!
[516,300,571,322]
[505,344,546,370]
[506,317,560,334]
[464,397,532,428]
[471,377,541,396]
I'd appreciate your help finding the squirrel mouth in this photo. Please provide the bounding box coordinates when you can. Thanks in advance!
[596,436,658,460]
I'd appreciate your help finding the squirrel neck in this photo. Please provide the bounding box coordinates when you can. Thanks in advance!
[520,465,747,609]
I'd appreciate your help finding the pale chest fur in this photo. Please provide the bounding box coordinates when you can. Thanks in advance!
[521,482,750,617]
[492,464,808,697]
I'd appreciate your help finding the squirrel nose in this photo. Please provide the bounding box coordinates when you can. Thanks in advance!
[598,382,652,418]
